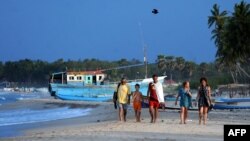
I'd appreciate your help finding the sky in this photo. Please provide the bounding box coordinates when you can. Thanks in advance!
[0,0,247,63]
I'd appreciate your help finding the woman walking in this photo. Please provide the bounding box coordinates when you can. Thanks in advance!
[175,81,192,124]
[196,77,212,125]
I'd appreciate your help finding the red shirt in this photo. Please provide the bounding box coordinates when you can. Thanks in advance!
[148,82,158,102]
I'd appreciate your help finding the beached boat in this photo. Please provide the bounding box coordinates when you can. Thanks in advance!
[215,98,250,103]
[213,104,250,110]
[49,70,167,102]
[49,70,114,101]
[213,98,250,110]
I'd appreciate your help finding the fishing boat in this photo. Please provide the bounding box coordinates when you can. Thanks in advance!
[48,70,167,102]
[212,84,250,109]
[49,25,169,102]
[215,98,250,103]
[213,98,250,110]
[49,70,114,102]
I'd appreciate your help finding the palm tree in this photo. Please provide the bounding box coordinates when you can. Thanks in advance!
[175,57,185,72]
[199,62,209,76]
[222,1,250,82]
[208,4,228,47]
[208,2,250,83]
[156,55,167,75]
[165,56,176,72]
[0,62,3,80]
[165,56,176,81]
[215,57,238,83]
[230,1,250,62]
[175,57,185,80]
[184,61,196,80]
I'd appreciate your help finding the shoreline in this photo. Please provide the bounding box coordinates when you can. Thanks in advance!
[1,99,250,141]
[0,99,110,138]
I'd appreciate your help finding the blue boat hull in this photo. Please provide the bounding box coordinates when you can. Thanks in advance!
[49,83,115,101]
[213,104,250,110]
[49,82,151,102]
[56,94,112,102]
[213,98,250,109]
[215,98,250,103]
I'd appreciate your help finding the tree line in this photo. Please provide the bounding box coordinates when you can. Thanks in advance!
[0,56,249,88]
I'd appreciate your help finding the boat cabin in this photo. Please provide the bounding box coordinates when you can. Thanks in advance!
[50,71,106,86]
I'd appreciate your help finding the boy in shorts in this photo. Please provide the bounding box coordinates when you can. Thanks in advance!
[132,84,143,122]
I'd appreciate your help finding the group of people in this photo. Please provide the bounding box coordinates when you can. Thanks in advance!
[175,77,212,125]
[113,75,212,125]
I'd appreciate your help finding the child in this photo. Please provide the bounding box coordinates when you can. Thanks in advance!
[132,84,143,122]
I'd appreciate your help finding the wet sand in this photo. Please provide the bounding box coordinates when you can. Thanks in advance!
[1,99,250,141]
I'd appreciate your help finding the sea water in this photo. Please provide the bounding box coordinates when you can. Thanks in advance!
[0,92,42,105]
[0,107,92,126]
[0,91,92,137]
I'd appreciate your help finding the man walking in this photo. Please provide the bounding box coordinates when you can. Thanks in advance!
[147,74,164,123]
[117,78,131,122]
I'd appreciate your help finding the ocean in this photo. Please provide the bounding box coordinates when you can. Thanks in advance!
[0,90,92,138]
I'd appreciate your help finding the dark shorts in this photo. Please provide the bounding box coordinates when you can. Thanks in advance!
[119,103,128,110]
[149,100,159,108]
[198,97,209,108]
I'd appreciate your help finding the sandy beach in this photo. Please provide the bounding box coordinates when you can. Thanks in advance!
[1,98,250,141]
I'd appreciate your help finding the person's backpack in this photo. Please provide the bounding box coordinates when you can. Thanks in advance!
[113,83,121,109]
[113,91,118,102]
[113,83,121,101]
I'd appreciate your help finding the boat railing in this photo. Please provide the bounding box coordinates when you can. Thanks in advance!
[103,76,166,86]
[103,79,144,84]
[127,79,145,83]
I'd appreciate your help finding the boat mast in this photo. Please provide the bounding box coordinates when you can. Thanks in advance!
[143,45,148,79]
[139,22,148,79]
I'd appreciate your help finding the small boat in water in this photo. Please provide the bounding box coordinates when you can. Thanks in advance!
[49,70,166,102]
[212,84,250,110]
[213,98,250,110]
[215,98,250,103]
[213,103,250,110]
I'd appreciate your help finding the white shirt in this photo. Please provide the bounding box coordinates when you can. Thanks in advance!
[154,81,164,103]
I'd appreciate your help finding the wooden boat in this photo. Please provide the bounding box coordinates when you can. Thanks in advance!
[213,98,250,110]
[49,70,166,102]
[215,98,250,103]
[55,93,112,102]
[213,104,250,110]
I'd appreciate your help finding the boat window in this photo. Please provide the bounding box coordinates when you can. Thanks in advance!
[69,76,74,80]
[88,77,91,80]
[99,76,102,80]
[77,76,82,80]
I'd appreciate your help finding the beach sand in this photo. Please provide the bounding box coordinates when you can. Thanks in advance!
[1,99,250,141]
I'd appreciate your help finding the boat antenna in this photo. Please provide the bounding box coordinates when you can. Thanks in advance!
[138,22,148,79]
